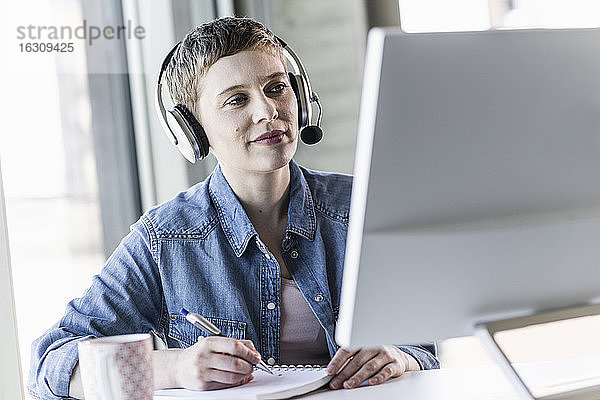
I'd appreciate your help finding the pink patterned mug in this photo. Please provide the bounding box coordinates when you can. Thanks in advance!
[78,333,154,400]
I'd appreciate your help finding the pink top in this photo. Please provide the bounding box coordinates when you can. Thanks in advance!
[279,277,330,365]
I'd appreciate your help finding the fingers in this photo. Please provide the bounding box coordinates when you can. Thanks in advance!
[326,347,358,376]
[203,368,254,386]
[367,362,401,386]
[329,348,378,389]
[179,336,261,390]
[329,346,407,390]
[207,351,255,375]
[198,373,254,391]
[204,337,261,366]
[241,339,258,353]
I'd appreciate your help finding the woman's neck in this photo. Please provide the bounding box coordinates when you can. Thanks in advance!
[220,164,291,228]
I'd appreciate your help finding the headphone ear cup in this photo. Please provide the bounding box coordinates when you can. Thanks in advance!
[171,104,210,162]
[288,72,310,129]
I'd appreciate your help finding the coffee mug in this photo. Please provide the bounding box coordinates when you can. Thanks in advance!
[78,333,154,400]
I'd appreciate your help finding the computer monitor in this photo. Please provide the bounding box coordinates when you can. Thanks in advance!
[0,162,24,400]
[336,27,600,348]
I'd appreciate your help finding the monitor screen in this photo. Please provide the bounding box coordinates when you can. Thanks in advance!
[336,27,600,347]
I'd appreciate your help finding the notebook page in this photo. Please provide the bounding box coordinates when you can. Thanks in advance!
[154,368,331,400]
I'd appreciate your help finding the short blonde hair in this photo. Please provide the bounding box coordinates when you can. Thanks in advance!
[164,17,285,113]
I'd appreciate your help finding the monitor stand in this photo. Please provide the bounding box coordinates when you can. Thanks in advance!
[475,303,600,400]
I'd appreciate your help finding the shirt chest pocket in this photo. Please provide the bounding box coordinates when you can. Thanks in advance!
[168,313,247,347]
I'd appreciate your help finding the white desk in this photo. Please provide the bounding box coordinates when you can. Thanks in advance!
[304,357,600,400]
[154,358,600,400]
[302,365,518,400]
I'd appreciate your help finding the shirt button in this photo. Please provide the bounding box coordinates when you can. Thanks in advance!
[267,302,276,310]
[314,294,324,302]
[290,250,299,259]
[267,357,276,365]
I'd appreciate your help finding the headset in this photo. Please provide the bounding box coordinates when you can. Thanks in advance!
[155,37,323,163]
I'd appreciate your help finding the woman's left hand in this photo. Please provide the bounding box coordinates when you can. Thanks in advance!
[326,345,420,390]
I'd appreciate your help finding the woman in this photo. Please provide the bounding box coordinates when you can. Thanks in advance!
[29,17,438,399]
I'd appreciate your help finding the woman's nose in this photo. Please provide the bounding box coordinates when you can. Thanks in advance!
[252,95,278,124]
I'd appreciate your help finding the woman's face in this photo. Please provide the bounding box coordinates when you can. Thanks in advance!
[195,49,299,176]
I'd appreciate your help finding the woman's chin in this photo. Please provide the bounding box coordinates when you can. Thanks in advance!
[258,156,293,173]
[255,143,297,170]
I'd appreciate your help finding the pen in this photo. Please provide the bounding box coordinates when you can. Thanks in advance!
[180,308,273,375]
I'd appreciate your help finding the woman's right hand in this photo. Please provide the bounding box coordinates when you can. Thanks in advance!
[153,336,260,391]
[170,336,261,390]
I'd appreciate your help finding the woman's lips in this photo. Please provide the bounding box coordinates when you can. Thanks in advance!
[252,130,286,145]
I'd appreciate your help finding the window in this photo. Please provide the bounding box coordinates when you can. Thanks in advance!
[501,0,600,29]
[398,0,600,33]
[399,0,491,32]
[2,1,140,396]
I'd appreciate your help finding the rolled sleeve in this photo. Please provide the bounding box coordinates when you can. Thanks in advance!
[28,331,93,399]
[397,343,440,370]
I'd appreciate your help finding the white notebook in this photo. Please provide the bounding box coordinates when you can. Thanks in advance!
[153,365,332,400]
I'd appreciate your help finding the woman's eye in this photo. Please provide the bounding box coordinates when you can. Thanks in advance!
[226,95,247,106]
[268,83,287,94]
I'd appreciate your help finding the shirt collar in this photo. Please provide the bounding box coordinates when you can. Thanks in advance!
[208,160,316,257]
[286,159,317,241]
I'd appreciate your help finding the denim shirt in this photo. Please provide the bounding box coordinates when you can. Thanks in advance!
[29,160,439,399]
